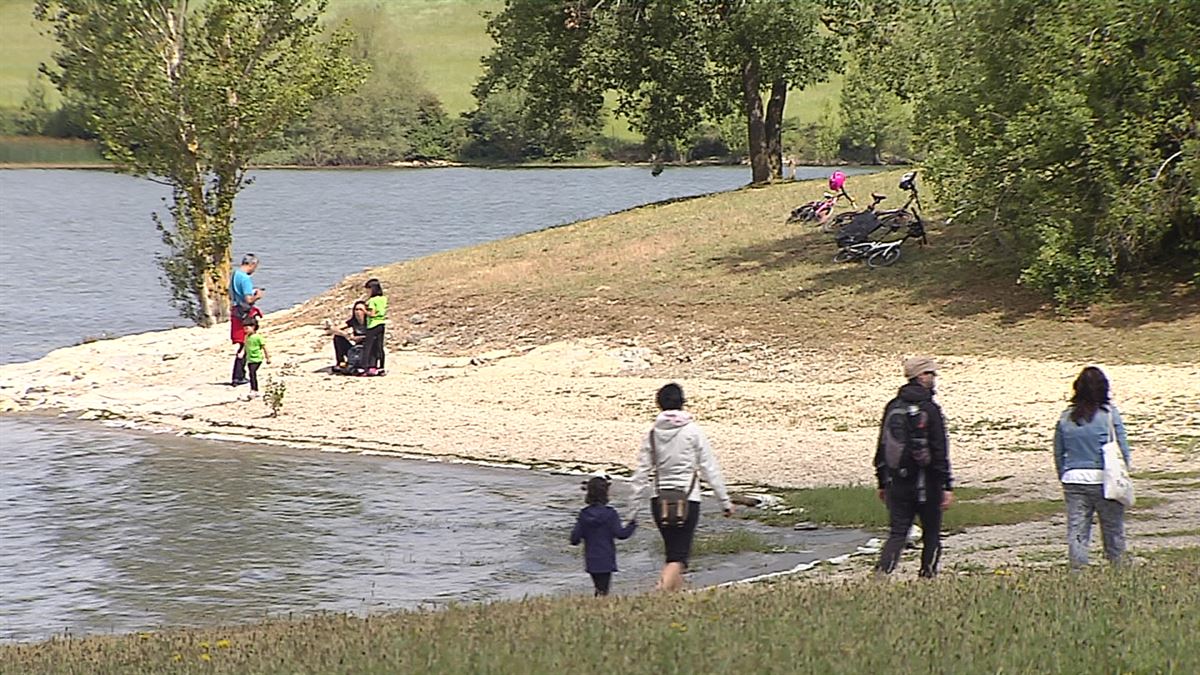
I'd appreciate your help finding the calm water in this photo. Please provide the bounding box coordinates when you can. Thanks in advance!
[0,165,866,364]
[0,166,869,642]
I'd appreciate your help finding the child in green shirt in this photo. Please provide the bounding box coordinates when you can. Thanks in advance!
[361,278,387,375]
[240,320,270,395]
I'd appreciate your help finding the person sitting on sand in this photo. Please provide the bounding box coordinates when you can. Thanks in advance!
[329,301,369,372]
[570,475,637,597]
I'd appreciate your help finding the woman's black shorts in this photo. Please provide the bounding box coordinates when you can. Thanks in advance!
[651,498,701,567]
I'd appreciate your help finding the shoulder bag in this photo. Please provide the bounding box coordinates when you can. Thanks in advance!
[1101,410,1135,507]
[650,431,698,528]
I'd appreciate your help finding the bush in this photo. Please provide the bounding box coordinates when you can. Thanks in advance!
[888,0,1200,305]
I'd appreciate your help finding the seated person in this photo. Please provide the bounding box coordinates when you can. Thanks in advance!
[329,301,368,372]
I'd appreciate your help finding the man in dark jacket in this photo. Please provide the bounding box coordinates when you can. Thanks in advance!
[874,356,955,578]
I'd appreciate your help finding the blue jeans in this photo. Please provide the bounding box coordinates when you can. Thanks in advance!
[1063,483,1125,568]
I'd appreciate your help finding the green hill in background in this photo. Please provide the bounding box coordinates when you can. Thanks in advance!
[0,0,841,135]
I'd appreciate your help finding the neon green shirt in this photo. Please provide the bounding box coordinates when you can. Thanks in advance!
[366,295,388,329]
[244,333,266,363]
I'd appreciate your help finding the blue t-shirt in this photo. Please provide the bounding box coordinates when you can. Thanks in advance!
[230,269,254,308]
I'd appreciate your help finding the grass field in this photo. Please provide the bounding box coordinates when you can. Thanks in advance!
[0,0,840,134]
[4,554,1196,673]
[0,134,103,164]
[303,169,1200,364]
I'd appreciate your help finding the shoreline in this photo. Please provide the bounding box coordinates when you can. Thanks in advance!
[3,305,1197,576]
[3,172,1198,587]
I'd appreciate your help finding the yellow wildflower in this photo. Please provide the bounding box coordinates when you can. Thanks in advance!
[216,639,231,649]
[200,653,211,662]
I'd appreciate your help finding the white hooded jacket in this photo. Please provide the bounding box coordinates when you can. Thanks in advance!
[628,410,732,519]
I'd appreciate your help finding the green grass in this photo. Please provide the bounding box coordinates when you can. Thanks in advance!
[0,134,103,164]
[0,0,840,136]
[692,530,778,555]
[297,169,1200,364]
[1132,469,1200,481]
[0,0,57,108]
[747,485,1060,530]
[1141,527,1200,539]
[4,558,1196,674]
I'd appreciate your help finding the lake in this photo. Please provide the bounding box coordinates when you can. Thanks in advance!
[0,166,871,642]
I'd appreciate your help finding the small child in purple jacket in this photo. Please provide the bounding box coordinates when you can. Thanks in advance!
[570,475,637,596]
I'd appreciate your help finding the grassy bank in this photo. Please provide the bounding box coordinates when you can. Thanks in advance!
[0,134,104,165]
[4,554,1196,673]
[299,168,1200,364]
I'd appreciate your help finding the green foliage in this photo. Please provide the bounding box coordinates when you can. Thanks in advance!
[876,0,1200,305]
[263,376,286,416]
[264,4,460,165]
[475,0,839,179]
[836,55,912,163]
[4,558,1198,673]
[35,0,364,325]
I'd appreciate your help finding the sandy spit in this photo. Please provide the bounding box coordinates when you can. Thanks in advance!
[2,304,1198,571]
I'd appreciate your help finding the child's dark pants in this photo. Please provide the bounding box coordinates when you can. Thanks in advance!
[248,362,262,392]
[590,572,611,596]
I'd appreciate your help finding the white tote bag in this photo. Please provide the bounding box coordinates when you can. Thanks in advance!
[1102,411,1135,507]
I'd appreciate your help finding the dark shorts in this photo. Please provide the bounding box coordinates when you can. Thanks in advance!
[651,498,701,567]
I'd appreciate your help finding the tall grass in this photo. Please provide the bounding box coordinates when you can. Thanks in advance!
[0,135,103,164]
[751,485,1065,530]
[4,556,1195,674]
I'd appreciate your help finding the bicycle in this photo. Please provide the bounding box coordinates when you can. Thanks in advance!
[786,171,856,230]
[832,171,928,266]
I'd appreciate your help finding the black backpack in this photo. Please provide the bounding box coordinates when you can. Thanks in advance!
[881,400,932,477]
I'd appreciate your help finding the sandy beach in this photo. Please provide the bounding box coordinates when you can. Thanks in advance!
[2,297,1197,572]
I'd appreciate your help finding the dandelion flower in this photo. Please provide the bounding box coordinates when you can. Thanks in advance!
[200,653,211,662]
[216,639,231,649]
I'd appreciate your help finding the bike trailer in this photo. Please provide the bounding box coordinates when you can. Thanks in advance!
[835,211,883,247]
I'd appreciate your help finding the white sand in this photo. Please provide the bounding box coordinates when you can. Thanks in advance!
[3,305,1197,571]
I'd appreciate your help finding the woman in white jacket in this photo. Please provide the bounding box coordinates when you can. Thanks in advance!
[629,383,734,591]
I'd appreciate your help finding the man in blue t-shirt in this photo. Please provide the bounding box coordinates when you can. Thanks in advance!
[229,253,264,385]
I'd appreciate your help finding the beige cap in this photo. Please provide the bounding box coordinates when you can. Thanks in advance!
[903,356,940,379]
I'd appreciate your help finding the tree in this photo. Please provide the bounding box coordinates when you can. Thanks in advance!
[477,0,839,183]
[871,0,1199,304]
[35,0,364,325]
[267,4,460,166]
[836,55,910,164]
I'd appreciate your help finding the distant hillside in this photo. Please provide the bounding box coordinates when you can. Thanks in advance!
[0,0,841,130]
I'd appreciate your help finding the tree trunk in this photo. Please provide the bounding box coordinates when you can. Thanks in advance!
[765,79,787,180]
[741,58,770,185]
[202,256,232,327]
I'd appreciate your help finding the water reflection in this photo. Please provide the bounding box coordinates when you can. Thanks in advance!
[0,415,866,642]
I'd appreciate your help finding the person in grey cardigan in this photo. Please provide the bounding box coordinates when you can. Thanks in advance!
[1054,366,1132,568]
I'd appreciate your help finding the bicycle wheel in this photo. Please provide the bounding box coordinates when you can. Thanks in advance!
[867,246,901,268]
[833,248,857,263]
[877,210,913,232]
[787,204,816,224]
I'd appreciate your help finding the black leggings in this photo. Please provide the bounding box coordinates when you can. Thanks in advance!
[590,572,611,597]
[877,479,944,577]
[360,325,385,370]
[248,362,262,392]
[333,335,355,365]
[651,498,701,567]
